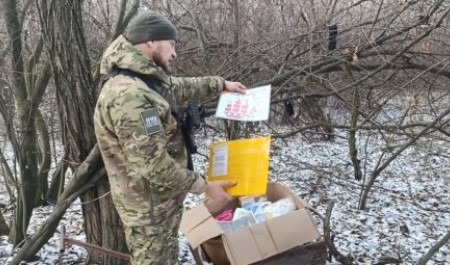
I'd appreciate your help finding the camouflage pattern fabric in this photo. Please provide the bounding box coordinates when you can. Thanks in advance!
[93,35,225,263]
[124,208,182,265]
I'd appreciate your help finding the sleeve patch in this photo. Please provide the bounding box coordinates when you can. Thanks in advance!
[140,108,162,135]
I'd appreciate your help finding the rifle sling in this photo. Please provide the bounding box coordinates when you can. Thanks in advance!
[104,67,179,118]
[102,67,195,170]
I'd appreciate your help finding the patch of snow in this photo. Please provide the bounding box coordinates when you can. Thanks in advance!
[1,124,450,264]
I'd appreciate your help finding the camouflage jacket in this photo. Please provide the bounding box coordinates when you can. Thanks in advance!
[94,35,225,226]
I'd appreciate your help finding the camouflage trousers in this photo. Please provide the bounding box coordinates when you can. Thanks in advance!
[124,208,182,265]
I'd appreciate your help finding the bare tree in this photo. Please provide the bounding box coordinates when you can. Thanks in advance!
[6,0,138,264]
[1,0,52,246]
[13,1,138,264]
[223,0,241,140]
[0,210,9,236]
[2,0,450,263]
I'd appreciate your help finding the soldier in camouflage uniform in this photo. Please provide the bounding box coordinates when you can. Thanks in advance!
[93,11,246,265]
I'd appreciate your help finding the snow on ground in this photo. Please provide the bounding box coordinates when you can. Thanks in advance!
[1,101,450,264]
[270,129,450,264]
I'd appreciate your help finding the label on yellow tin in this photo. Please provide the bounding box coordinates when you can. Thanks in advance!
[207,136,271,196]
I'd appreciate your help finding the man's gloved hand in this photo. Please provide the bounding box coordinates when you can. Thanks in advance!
[204,180,237,215]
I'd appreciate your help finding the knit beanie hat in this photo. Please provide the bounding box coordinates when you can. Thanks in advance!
[124,11,178,44]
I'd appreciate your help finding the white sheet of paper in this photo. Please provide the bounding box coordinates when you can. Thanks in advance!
[215,85,271,121]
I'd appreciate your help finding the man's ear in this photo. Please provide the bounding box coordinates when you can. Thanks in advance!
[142,41,157,58]
[146,41,156,49]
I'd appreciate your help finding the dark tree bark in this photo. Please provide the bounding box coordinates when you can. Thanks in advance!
[1,0,51,245]
[36,0,137,264]
[0,211,10,236]
[224,0,241,140]
[9,146,105,265]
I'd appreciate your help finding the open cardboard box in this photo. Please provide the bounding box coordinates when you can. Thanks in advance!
[180,182,322,265]
[189,240,328,265]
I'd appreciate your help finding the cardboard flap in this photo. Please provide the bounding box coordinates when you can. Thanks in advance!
[181,182,323,265]
[266,209,321,253]
[180,203,223,248]
[292,194,314,210]
[223,228,260,265]
[267,182,314,210]
[248,223,278,259]
[223,224,278,265]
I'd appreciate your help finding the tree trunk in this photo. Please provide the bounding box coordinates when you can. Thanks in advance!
[46,157,68,204]
[2,0,49,246]
[37,1,138,264]
[11,101,39,244]
[0,147,17,203]
[225,0,241,140]
[35,109,51,206]
[8,146,105,265]
[0,211,9,236]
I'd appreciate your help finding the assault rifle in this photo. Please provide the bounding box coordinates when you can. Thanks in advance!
[103,67,207,170]
[178,99,207,168]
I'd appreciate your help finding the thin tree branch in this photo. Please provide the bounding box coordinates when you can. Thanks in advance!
[324,201,354,264]
[418,230,450,265]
